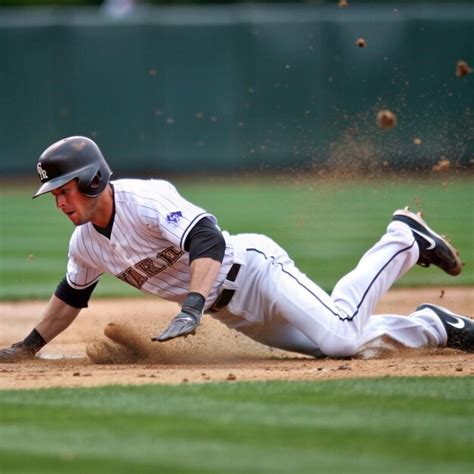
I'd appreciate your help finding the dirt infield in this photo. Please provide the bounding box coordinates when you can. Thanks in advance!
[1,287,473,390]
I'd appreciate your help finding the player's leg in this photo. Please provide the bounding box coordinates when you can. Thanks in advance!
[225,233,364,356]
[327,208,463,352]
[219,209,462,358]
[227,315,325,358]
[358,311,445,349]
[220,233,338,355]
[246,242,417,358]
[236,221,423,357]
[232,304,473,357]
[359,303,474,353]
[328,220,420,344]
[229,209,458,357]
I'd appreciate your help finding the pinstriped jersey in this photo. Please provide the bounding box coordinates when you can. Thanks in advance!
[65,179,235,308]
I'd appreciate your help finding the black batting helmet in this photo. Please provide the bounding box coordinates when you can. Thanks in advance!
[33,136,112,199]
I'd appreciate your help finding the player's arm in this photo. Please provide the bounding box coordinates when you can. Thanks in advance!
[35,295,82,341]
[0,278,97,362]
[153,218,225,342]
[189,257,222,298]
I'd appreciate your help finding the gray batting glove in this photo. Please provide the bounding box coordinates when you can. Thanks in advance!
[0,342,36,363]
[152,308,202,342]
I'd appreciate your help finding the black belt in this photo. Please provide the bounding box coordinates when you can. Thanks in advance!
[208,263,241,313]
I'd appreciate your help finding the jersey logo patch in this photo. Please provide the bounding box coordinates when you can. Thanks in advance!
[167,211,183,223]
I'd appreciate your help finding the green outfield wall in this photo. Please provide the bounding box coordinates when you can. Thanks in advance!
[0,4,473,175]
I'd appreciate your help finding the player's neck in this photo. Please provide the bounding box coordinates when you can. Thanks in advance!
[90,185,114,228]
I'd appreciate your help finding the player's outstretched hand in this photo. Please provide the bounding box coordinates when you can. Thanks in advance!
[152,309,202,343]
[0,342,36,363]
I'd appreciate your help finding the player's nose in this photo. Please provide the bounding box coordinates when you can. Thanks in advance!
[55,194,66,209]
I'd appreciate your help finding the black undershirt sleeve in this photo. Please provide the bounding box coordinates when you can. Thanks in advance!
[184,217,226,263]
[54,277,98,309]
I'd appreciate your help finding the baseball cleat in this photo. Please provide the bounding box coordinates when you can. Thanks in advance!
[392,208,462,276]
[417,303,474,353]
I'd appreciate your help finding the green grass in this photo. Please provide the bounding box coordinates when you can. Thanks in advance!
[0,175,473,299]
[0,378,473,473]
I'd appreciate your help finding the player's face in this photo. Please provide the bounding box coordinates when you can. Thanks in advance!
[51,180,99,226]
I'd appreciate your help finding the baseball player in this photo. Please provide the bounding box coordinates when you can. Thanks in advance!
[0,136,473,362]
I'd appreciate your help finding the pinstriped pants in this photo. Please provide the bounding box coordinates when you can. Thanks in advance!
[210,222,446,358]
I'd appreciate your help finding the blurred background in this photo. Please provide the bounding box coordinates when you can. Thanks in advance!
[0,0,473,298]
[0,0,473,176]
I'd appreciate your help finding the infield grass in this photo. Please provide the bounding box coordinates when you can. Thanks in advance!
[0,175,473,299]
[0,377,473,473]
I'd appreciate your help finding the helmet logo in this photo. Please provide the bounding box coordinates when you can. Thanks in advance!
[37,163,49,181]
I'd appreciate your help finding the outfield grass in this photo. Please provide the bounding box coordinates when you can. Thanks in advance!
[0,377,473,473]
[0,175,473,299]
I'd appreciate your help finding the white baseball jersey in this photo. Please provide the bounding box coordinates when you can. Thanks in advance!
[65,179,234,309]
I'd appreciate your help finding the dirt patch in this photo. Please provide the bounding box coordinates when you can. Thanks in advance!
[0,287,473,390]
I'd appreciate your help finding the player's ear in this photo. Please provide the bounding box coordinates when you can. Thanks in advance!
[90,174,101,190]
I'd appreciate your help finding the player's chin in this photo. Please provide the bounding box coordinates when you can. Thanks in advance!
[66,212,85,226]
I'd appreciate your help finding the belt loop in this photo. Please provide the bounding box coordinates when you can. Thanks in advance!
[208,263,241,313]
[226,263,241,282]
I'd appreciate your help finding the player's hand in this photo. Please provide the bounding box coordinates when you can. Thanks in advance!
[0,342,36,363]
[152,308,202,342]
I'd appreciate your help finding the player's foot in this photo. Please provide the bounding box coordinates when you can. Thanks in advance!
[392,208,462,276]
[417,303,474,353]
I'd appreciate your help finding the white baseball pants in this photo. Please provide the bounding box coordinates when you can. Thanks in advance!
[211,222,447,358]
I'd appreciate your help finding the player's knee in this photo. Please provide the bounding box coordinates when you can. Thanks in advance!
[319,336,359,358]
